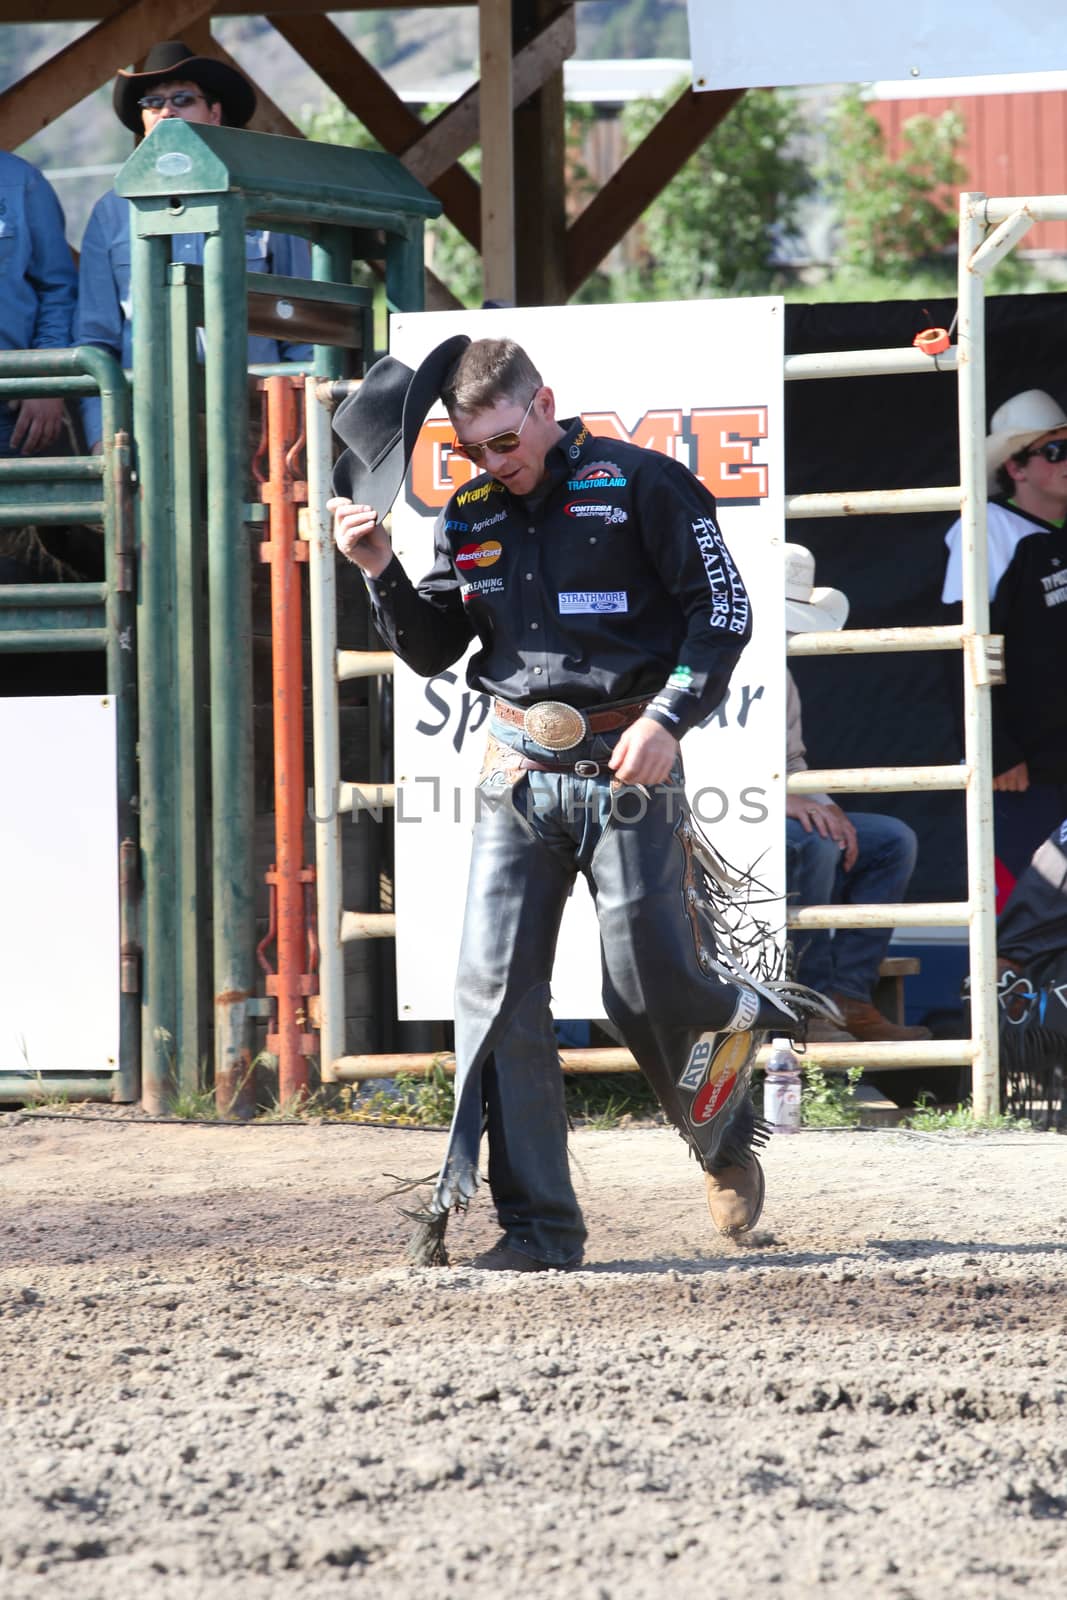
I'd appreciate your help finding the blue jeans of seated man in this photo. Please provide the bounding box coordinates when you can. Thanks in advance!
[786,811,918,1000]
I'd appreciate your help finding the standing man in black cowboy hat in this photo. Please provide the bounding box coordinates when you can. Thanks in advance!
[330,335,838,1271]
[74,40,312,450]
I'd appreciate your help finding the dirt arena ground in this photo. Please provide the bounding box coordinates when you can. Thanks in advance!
[1,1111,1065,1600]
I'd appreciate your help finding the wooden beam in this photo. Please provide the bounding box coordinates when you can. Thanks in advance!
[268,13,482,250]
[180,22,304,137]
[512,0,568,306]
[479,0,514,304]
[0,0,215,150]
[21,2,471,17]
[564,88,745,299]
[403,2,574,188]
[181,19,461,306]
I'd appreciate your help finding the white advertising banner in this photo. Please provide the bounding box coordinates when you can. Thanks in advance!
[0,696,119,1073]
[687,3,1067,92]
[386,299,784,1020]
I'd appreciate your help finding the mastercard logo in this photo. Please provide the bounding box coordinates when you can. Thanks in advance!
[692,1072,737,1126]
[455,539,503,570]
[689,1032,752,1127]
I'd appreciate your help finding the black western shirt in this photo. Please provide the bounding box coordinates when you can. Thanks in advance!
[366,418,753,739]
[943,496,1067,782]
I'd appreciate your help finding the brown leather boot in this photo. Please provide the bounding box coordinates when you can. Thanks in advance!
[806,1017,857,1044]
[705,1159,765,1237]
[831,993,932,1042]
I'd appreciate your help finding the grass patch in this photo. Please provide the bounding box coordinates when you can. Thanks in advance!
[564,1071,659,1129]
[341,1062,457,1127]
[258,1087,334,1122]
[902,1093,1033,1133]
[168,1085,221,1120]
[801,1063,864,1128]
[22,1080,81,1112]
[327,1065,661,1130]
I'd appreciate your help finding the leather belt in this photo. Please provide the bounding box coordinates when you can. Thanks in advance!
[492,698,649,736]
[512,755,604,777]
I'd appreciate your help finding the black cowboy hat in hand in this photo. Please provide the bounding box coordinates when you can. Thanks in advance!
[113,39,257,133]
[331,334,471,524]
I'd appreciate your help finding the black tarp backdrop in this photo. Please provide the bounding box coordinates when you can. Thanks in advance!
[780,291,1067,908]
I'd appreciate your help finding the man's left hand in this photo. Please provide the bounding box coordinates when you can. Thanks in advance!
[10,398,65,455]
[608,717,679,787]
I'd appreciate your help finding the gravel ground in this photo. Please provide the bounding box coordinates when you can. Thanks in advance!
[1,1112,1065,1599]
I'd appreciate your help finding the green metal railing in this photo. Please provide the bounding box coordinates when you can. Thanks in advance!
[0,346,137,1103]
[117,119,438,1110]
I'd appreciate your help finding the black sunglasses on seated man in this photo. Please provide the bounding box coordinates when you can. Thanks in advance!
[1016,438,1067,466]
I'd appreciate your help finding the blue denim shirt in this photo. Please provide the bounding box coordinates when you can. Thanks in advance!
[74,189,314,446]
[0,152,77,452]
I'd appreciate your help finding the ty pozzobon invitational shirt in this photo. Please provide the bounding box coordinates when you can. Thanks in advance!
[366,418,753,740]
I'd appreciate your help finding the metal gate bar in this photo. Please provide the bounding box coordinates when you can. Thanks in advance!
[306,194,1062,1112]
[0,347,138,1104]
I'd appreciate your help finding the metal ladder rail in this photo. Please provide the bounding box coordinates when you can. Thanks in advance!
[0,347,137,1104]
[306,311,999,1104]
[781,234,996,1108]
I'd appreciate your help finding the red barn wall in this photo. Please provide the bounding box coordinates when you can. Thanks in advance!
[871,91,1067,252]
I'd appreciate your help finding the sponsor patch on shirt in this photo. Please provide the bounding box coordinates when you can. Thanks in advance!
[444,518,469,534]
[667,665,694,690]
[455,479,505,509]
[461,576,505,600]
[455,539,502,571]
[558,590,628,614]
[692,514,750,637]
[566,460,628,491]
[470,508,507,534]
[563,501,628,524]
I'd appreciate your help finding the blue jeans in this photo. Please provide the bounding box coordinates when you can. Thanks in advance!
[786,811,918,1000]
[433,719,801,1265]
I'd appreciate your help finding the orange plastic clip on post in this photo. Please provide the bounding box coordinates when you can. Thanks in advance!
[913,327,951,356]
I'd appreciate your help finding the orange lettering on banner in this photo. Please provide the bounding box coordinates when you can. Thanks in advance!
[408,419,477,514]
[689,408,769,503]
[581,409,683,460]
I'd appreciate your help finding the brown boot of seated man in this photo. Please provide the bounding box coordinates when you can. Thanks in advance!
[831,993,932,1042]
[805,1017,857,1044]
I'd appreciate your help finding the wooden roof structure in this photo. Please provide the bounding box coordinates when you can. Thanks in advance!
[0,0,744,308]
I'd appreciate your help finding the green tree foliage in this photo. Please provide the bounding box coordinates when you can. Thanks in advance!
[821,89,965,278]
[580,0,690,58]
[300,100,379,152]
[299,98,485,306]
[350,11,400,67]
[618,85,813,299]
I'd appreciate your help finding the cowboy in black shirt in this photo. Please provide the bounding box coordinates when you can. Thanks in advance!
[331,336,831,1270]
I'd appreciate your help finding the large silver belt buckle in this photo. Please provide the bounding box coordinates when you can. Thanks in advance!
[522,700,588,752]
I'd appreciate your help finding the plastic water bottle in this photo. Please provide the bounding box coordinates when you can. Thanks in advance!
[763,1040,802,1134]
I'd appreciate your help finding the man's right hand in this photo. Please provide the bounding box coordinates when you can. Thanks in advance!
[993,761,1029,793]
[10,397,66,454]
[786,795,859,871]
[328,497,393,578]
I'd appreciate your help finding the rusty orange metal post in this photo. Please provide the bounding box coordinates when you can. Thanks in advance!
[258,376,318,1104]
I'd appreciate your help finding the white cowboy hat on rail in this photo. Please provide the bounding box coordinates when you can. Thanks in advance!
[784,543,849,633]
